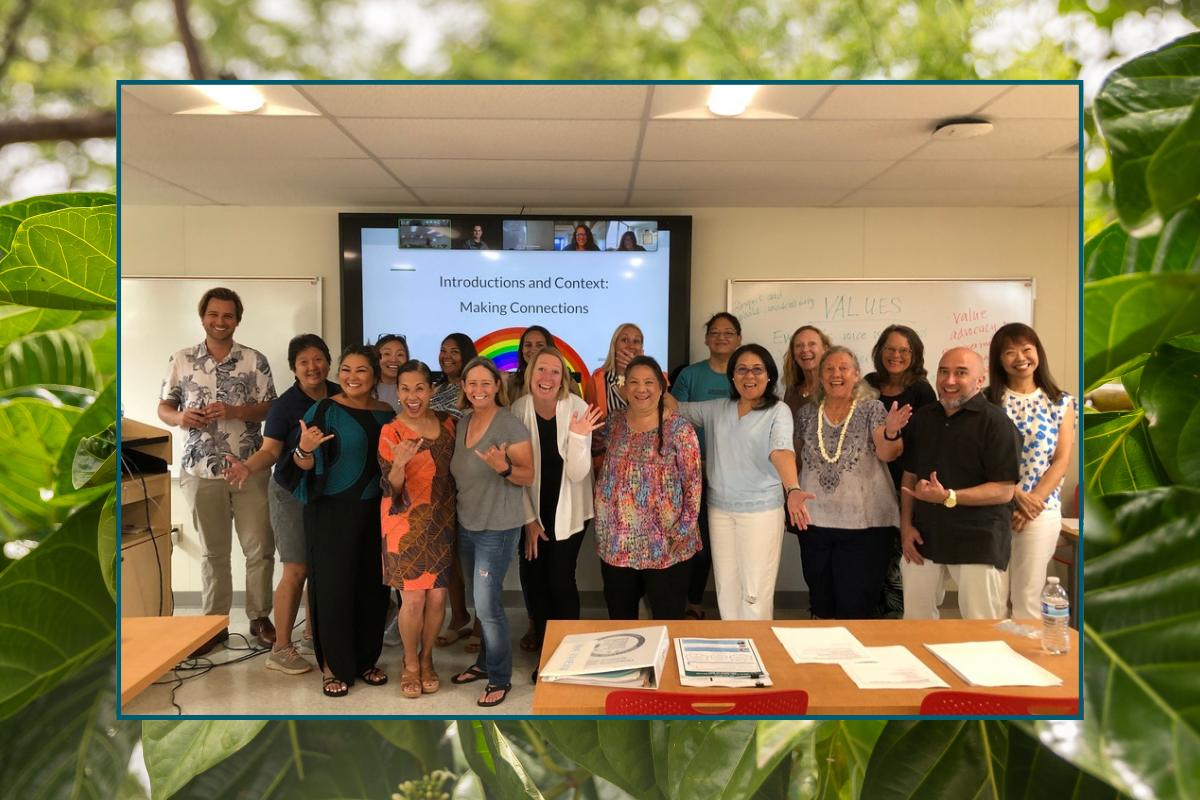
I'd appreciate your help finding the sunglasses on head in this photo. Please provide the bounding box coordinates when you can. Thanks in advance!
[375,334,407,343]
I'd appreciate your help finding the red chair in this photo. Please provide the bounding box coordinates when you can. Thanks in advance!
[919,691,1078,716]
[605,690,808,715]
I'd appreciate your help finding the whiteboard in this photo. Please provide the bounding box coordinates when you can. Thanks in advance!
[727,279,1033,377]
[120,276,323,476]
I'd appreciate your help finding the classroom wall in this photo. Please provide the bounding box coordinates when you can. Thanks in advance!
[122,204,1080,600]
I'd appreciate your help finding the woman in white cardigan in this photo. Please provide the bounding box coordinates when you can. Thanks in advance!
[512,348,603,662]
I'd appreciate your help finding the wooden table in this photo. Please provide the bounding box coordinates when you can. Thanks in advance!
[533,619,1079,715]
[120,615,228,707]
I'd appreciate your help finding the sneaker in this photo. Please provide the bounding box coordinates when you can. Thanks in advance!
[265,643,313,675]
[298,634,314,656]
[383,613,402,647]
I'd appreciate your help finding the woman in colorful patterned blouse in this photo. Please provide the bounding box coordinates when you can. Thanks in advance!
[986,323,1077,621]
[794,347,911,619]
[378,360,457,699]
[595,356,702,620]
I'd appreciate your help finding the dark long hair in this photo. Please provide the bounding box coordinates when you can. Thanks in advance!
[870,325,928,389]
[339,344,382,393]
[440,333,478,382]
[727,344,780,408]
[625,355,668,454]
[986,323,1063,404]
[569,224,600,251]
[515,325,555,385]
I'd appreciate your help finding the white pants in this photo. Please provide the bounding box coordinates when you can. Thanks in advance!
[1009,508,1062,620]
[901,558,1008,620]
[708,506,785,621]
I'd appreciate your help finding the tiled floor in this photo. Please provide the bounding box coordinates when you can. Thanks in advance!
[121,600,962,718]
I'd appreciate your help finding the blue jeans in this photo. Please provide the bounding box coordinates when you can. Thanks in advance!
[459,525,520,687]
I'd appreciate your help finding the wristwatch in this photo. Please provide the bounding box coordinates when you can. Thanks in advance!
[498,460,514,479]
[942,488,957,508]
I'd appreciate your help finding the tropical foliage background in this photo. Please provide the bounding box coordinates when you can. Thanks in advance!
[1,2,1199,799]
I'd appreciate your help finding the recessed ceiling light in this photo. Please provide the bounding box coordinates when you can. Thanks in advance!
[197,85,265,114]
[931,118,993,140]
[708,85,759,117]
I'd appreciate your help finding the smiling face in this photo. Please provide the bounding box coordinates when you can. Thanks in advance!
[574,226,589,247]
[530,352,564,401]
[733,352,769,402]
[338,354,377,401]
[397,370,432,419]
[625,364,662,413]
[378,340,408,383]
[463,365,499,410]
[439,338,464,379]
[616,326,644,357]
[293,346,330,392]
[202,298,239,345]
[936,348,985,411]
[792,329,826,375]
[821,352,859,401]
[705,318,741,358]
[1000,337,1039,382]
[881,331,913,378]
[521,330,548,366]
[471,225,483,242]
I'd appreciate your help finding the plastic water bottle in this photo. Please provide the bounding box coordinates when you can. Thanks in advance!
[1041,577,1070,655]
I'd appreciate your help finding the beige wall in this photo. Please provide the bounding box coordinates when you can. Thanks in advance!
[123,204,1080,597]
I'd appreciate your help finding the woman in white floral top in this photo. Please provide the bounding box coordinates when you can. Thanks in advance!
[986,323,1077,621]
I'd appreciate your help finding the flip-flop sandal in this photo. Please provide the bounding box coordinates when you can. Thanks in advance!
[400,667,422,698]
[435,626,471,647]
[322,676,348,698]
[464,635,483,653]
[451,665,488,685]
[420,663,440,694]
[477,683,512,708]
[360,666,388,686]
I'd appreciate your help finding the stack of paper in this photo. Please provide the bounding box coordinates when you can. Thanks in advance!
[924,641,1063,687]
[539,626,669,689]
[840,646,950,690]
[772,626,873,664]
[674,638,773,688]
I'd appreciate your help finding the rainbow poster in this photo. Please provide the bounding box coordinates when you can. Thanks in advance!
[475,327,590,385]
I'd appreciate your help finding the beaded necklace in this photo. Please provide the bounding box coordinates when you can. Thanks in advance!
[817,399,857,463]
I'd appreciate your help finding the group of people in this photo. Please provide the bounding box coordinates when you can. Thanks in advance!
[158,287,1075,708]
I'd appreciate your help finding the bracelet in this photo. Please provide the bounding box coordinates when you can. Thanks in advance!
[786,486,802,496]
[294,447,313,460]
[884,429,901,441]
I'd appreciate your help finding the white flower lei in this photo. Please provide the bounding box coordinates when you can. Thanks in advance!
[817,399,857,463]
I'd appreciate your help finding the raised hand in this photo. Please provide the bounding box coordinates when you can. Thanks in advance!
[884,401,912,437]
[223,455,250,489]
[389,437,422,472]
[569,405,605,436]
[298,419,336,452]
[902,470,949,504]
[476,442,510,474]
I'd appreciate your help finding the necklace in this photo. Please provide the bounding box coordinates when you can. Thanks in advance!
[817,399,857,463]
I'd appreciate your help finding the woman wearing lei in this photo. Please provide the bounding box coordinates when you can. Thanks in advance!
[794,346,912,619]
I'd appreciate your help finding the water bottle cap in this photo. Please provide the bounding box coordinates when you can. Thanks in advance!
[1047,577,1060,585]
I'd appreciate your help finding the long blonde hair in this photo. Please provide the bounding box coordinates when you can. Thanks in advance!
[600,323,644,373]
[781,325,832,390]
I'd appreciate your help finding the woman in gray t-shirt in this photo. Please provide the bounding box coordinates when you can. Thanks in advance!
[447,357,533,708]
[794,347,911,620]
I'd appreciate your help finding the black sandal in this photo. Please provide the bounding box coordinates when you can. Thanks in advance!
[451,665,488,685]
[322,676,348,697]
[477,683,512,707]
[684,608,705,621]
[360,666,388,686]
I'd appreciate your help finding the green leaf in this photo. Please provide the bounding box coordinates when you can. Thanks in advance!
[1147,92,1200,223]
[1082,410,1171,496]
[368,720,449,773]
[0,657,139,800]
[72,426,116,489]
[1139,342,1200,485]
[0,191,115,257]
[1152,202,1200,273]
[458,720,499,795]
[1083,205,1200,282]
[142,721,271,800]
[0,399,81,533]
[0,205,116,311]
[668,720,798,800]
[651,722,670,800]
[98,486,116,600]
[1082,273,1200,390]
[811,721,886,800]
[0,495,112,719]
[54,377,115,495]
[861,721,1007,800]
[277,734,424,800]
[1004,726,1125,800]
[1093,31,1200,231]
[0,305,110,346]
[0,328,97,392]
[532,721,664,800]
[479,721,545,800]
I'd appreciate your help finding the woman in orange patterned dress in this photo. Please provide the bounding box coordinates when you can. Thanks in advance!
[379,360,457,699]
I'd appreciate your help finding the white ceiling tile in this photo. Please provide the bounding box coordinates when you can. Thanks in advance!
[628,188,848,206]
[121,116,365,160]
[342,118,642,160]
[1041,191,1080,207]
[835,188,1067,207]
[634,160,890,190]
[649,85,830,119]
[811,84,1009,120]
[412,188,628,207]
[120,91,163,117]
[641,120,929,161]
[123,84,320,115]
[301,84,650,119]
[129,159,408,206]
[910,119,1078,160]
[384,159,632,190]
[979,84,1081,119]
[119,164,218,205]
[864,159,1077,190]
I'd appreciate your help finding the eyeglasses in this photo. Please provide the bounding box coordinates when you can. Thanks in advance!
[707,329,739,338]
[734,365,767,376]
[882,346,911,355]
